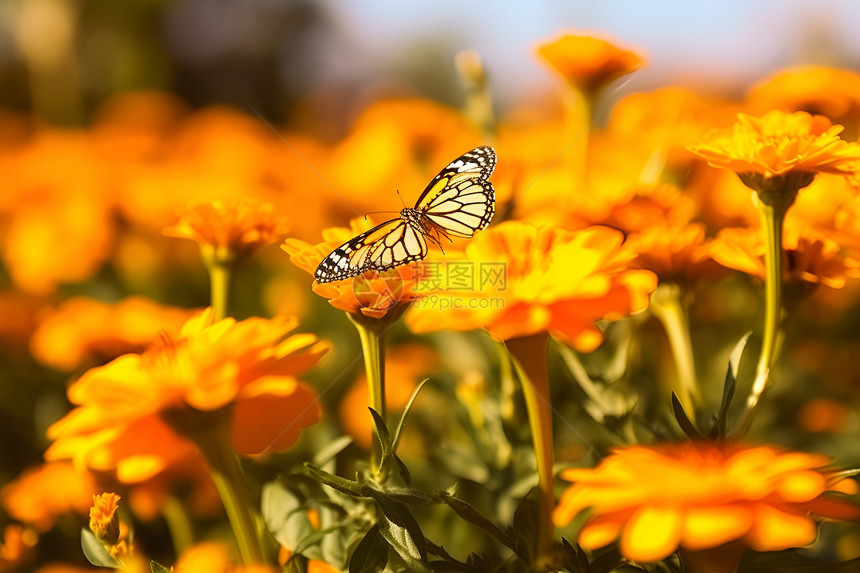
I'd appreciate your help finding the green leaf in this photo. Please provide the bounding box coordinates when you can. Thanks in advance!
[511,496,538,563]
[671,392,703,439]
[81,528,123,569]
[313,435,354,467]
[385,487,438,508]
[707,333,749,439]
[369,407,394,477]
[150,562,171,573]
[368,490,429,570]
[392,378,429,451]
[304,463,365,497]
[393,453,413,486]
[349,524,389,573]
[437,491,516,550]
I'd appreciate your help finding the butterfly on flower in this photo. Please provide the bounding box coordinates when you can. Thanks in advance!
[315,146,496,283]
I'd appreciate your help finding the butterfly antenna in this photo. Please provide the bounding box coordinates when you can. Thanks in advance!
[395,189,407,209]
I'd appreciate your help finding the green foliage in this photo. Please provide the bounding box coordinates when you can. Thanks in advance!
[80,528,123,569]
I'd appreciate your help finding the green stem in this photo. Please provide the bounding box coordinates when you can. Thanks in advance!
[650,283,699,421]
[208,261,232,322]
[348,315,387,473]
[196,420,264,565]
[505,333,554,571]
[162,495,194,556]
[733,201,788,438]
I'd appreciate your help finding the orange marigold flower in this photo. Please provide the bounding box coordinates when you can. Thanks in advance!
[45,309,329,482]
[89,492,121,544]
[706,227,860,290]
[406,222,657,351]
[748,66,860,123]
[1,461,97,532]
[283,218,422,322]
[690,111,860,192]
[626,223,725,284]
[553,441,860,563]
[164,199,289,265]
[536,32,645,93]
[30,296,194,372]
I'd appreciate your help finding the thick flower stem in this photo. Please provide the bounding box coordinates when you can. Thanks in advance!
[650,283,699,421]
[505,332,555,571]
[194,417,264,565]
[734,200,788,438]
[208,261,233,322]
[162,495,194,556]
[563,86,593,190]
[348,315,387,473]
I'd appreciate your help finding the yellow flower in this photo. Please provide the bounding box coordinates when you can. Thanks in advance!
[553,441,860,563]
[536,31,645,93]
[164,199,289,265]
[45,309,329,482]
[283,218,422,322]
[690,111,860,193]
[29,296,194,372]
[89,492,121,545]
[1,462,96,532]
[406,221,657,350]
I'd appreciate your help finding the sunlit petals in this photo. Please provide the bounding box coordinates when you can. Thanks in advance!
[690,111,860,181]
[0,462,96,532]
[536,32,645,93]
[45,310,328,479]
[553,441,860,562]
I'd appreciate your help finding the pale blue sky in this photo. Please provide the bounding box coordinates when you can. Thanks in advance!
[320,0,860,100]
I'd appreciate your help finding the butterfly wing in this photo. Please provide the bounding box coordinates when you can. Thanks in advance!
[415,146,496,238]
[314,218,428,283]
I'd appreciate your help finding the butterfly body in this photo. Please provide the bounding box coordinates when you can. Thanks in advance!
[314,146,496,284]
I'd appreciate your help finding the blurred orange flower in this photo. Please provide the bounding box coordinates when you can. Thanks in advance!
[1,461,96,532]
[0,524,38,570]
[164,199,289,265]
[45,309,329,482]
[30,296,194,372]
[690,111,860,189]
[172,542,278,573]
[0,130,116,295]
[283,218,422,321]
[554,441,860,563]
[536,32,645,93]
[626,223,724,284]
[407,222,657,351]
[748,66,860,125]
[706,227,860,290]
[339,343,438,449]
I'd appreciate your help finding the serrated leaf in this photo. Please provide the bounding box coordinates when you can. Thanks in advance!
[437,491,516,550]
[151,562,171,573]
[304,463,364,497]
[393,454,412,486]
[369,407,394,476]
[385,487,438,508]
[81,528,123,568]
[671,392,703,439]
[313,435,354,467]
[349,524,389,573]
[368,490,429,570]
[392,378,429,451]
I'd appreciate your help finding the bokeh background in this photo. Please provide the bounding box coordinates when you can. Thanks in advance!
[5,1,860,571]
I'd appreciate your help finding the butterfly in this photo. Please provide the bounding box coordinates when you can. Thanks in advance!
[315,146,496,283]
